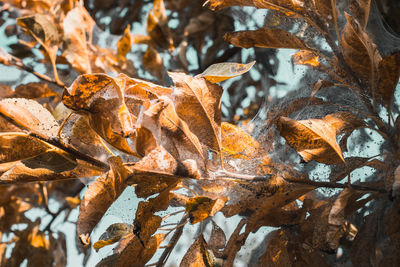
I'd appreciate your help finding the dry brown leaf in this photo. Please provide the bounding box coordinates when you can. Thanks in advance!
[143,44,165,81]
[111,233,165,266]
[117,25,132,59]
[180,235,209,267]
[200,61,255,83]
[225,28,309,49]
[292,50,320,67]
[311,79,334,96]
[221,122,260,159]
[63,74,138,156]
[17,14,61,83]
[62,6,94,74]
[205,0,303,14]
[14,82,58,99]
[0,133,51,163]
[93,223,133,252]
[0,159,101,184]
[376,52,400,108]
[127,146,181,198]
[169,72,223,154]
[349,0,371,29]
[276,112,363,164]
[340,13,382,84]
[0,98,59,138]
[147,0,174,50]
[209,220,226,255]
[186,196,227,224]
[77,156,132,247]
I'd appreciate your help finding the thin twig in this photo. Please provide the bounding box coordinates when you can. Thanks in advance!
[156,214,188,267]
[1,50,65,88]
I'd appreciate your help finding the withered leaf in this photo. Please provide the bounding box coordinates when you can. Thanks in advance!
[0,133,51,163]
[340,13,382,83]
[169,72,223,154]
[221,122,260,159]
[186,196,227,224]
[110,233,165,266]
[180,235,209,267]
[14,82,58,99]
[349,0,371,29]
[143,44,165,81]
[200,61,255,83]
[62,6,94,74]
[225,28,309,49]
[292,50,320,67]
[0,98,59,138]
[277,112,364,164]
[17,14,61,83]
[376,52,400,107]
[21,151,77,173]
[117,25,132,59]
[159,100,204,160]
[147,0,174,50]
[127,146,182,198]
[209,220,226,254]
[205,0,302,14]
[63,74,137,155]
[93,223,133,252]
[77,156,132,246]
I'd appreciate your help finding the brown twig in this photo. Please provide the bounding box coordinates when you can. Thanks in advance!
[0,50,65,88]
[155,214,188,267]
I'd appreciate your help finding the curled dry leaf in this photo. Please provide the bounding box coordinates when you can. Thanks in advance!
[17,14,61,83]
[14,82,58,99]
[292,50,320,67]
[349,0,371,29]
[0,98,59,138]
[340,13,381,84]
[376,52,400,108]
[93,223,133,252]
[147,0,174,50]
[205,0,302,14]
[143,44,165,81]
[77,156,132,246]
[277,112,364,164]
[200,61,255,83]
[209,220,226,255]
[62,6,94,74]
[0,133,51,163]
[186,196,227,224]
[169,72,223,154]
[127,146,181,198]
[63,74,137,155]
[225,28,309,49]
[180,235,210,267]
[221,122,260,159]
[0,159,101,184]
[117,25,132,59]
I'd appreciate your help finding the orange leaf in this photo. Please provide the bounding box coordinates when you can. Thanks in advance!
[292,50,319,67]
[186,196,227,224]
[221,122,260,159]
